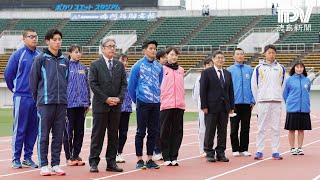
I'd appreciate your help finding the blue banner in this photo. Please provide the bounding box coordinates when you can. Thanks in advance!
[56,4,120,11]
[70,12,158,21]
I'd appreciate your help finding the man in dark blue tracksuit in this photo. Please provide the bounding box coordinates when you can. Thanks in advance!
[4,29,41,168]
[30,29,69,176]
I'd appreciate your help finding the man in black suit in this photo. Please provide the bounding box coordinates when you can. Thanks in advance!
[200,50,235,162]
[88,36,127,172]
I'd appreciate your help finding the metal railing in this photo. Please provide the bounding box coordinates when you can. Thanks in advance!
[0,30,23,38]
[273,43,305,53]
[106,30,136,36]
[184,67,204,77]
[219,44,238,53]
[238,27,277,43]
[127,45,212,54]
[312,43,320,52]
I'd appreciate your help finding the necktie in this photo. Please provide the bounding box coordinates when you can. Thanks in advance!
[218,69,224,87]
[108,60,113,77]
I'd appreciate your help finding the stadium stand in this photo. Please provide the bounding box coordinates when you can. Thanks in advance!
[0,19,10,33]
[143,17,207,46]
[278,14,320,45]
[188,16,255,47]
[93,20,154,46]
[62,21,107,46]
[249,53,300,68]
[12,19,61,41]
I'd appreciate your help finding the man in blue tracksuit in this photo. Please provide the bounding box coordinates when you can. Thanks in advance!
[227,48,255,157]
[30,29,69,176]
[128,40,163,170]
[4,29,41,168]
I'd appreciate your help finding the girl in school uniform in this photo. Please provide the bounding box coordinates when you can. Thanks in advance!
[283,61,312,155]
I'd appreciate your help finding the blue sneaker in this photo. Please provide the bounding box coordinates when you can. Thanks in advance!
[22,159,39,168]
[146,159,160,169]
[272,153,283,160]
[12,159,22,168]
[254,152,263,160]
[136,160,146,169]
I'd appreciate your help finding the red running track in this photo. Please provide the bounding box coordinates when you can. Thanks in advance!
[0,112,320,180]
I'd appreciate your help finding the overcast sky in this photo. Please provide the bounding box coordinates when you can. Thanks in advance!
[185,0,319,10]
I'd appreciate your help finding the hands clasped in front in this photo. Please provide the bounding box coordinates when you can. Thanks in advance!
[105,97,120,106]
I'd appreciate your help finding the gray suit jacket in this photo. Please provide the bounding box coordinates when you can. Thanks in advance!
[89,57,127,113]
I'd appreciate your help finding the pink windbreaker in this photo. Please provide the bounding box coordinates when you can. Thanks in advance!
[160,65,185,111]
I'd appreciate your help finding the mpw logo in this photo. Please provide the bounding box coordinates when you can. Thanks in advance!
[278,6,313,23]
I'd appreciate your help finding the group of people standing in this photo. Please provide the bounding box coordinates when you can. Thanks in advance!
[192,45,312,163]
[4,28,312,176]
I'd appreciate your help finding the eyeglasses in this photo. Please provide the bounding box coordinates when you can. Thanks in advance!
[26,35,38,39]
[215,57,225,60]
[103,45,117,49]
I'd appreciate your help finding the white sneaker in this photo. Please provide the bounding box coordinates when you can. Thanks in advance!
[297,148,304,155]
[40,166,51,176]
[290,148,298,155]
[116,154,126,163]
[152,153,163,161]
[200,152,207,158]
[240,151,252,156]
[232,151,241,157]
[164,161,172,166]
[51,165,66,176]
[171,160,179,166]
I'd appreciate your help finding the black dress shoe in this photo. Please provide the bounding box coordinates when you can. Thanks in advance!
[90,165,99,172]
[106,164,123,172]
[216,156,229,162]
[207,157,216,162]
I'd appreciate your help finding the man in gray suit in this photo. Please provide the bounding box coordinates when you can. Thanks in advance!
[88,37,127,173]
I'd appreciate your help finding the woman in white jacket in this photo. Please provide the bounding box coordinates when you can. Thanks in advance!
[192,56,212,157]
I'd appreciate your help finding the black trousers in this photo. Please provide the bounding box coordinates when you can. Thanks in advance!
[63,107,86,160]
[37,104,67,167]
[230,104,252,152]
[89,110,120,166]
[204,112,228,158]
[118,112,131,154]
[160,108,184,161]
[135,99,160,156]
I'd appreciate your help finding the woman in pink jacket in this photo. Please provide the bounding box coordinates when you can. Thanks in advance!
[160,47,185,166]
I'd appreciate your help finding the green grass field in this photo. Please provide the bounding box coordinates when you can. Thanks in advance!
[0,108,198,137]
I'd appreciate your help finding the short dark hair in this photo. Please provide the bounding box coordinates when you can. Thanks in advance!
[68,44,81,59]
[45,29,62,40]
[156,50,166,60]
[212,50,224,58]
[117,53,128,61]
[203,55,212,65]
[264,44,276,53]
[233,48,244,55]
[142,40,158,49]
[165,47,179,55]
[22,29,36,37]
[289,60,307,76]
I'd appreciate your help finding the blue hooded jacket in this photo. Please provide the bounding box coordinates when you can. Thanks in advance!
[283,73,311,113]
[227,62,255,105]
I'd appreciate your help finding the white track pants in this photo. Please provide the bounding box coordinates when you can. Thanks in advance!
[256,102,282,153]
[198,110,206,154]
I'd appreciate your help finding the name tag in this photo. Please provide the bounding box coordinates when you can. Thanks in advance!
[78,70,85,74]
